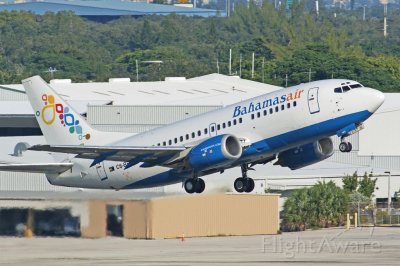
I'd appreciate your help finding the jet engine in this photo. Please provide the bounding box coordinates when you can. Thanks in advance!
[188,134,242,171]
[274,137,334,170]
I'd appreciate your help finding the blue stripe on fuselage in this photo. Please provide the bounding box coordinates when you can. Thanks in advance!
[123,110,372,189]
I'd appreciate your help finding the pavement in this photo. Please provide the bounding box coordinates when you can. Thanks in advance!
[0,227,399,265]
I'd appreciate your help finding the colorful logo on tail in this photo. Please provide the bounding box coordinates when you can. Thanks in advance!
[36,94,91,141]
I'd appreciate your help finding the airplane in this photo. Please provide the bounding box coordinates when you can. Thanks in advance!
[0,76,384,194]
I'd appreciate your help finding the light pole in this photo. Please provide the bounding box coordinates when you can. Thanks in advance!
[384,171,391,213]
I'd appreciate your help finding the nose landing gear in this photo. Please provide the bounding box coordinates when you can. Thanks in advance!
[234,164,255,193]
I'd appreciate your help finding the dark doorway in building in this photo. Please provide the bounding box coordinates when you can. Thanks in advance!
[34,209,80,237]
[0,209,28,236]
[106,205,123,237]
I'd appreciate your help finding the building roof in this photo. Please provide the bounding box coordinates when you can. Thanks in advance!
[1,74,282,107]
[0,0,220,17]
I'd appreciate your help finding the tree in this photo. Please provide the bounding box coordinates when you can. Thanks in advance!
[342,171,358,193]
[281,181,349,231]
[358,172,377,199]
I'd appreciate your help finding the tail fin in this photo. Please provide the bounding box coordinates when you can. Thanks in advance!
[22,76,127,145]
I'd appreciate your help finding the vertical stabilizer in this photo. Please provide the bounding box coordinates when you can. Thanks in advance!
[22,76,126,145]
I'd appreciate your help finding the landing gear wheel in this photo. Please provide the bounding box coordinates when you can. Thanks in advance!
[184,179,196,194]
[196,178,205,193]
[339,142,352,153]
[234,178,246,193]
[245,178,255,193]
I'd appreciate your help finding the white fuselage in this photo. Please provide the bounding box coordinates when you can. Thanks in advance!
[46,79,384,189]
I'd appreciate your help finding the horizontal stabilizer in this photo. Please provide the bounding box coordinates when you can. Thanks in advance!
[0,162,73,174]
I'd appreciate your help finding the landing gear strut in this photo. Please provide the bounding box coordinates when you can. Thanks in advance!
[339,137,352,153]
[234,164,255,193]
[184,177,205,194]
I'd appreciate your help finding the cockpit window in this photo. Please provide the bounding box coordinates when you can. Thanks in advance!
[350,84,362,89]
[334,87,342,93]
[342,86,351,92]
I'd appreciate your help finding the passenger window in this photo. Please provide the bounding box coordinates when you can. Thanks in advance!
[223,123,226,128]
[211,126,215,132]
[257,112,261,118]
[163,141,166,146]
[174,138,177,144]
[186,134,189,140]
[180,136,183,142]
[239,118,242,123]
[269,108,273,114]
[233,119,237,125]
[197,130,201,136]
[169,140,172,145]
[334,87,342,93]
[217,124,221,130]
[228,121,231,127]
[293,101,297,107]
[192,132,195,138]
[281,105,285,111]
[157,143,160,146]
[342,86,351,92]
[275,106,279,112]
[287,102,291,109]
[263,110,267,116]
[204,128,208,134]
[251,114,255,120]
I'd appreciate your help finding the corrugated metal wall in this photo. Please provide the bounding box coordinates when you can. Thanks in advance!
[0,172,76,191]
[0,87,27,101]
[87,105,221,133]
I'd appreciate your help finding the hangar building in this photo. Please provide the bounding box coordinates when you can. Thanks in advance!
[0,0,221,20]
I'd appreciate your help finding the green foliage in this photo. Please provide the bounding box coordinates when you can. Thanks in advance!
[0,6,400,90]
[342,171,358,193]
[358,172,377,199]
[281,181,349,232]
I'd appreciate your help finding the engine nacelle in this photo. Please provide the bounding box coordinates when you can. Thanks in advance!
[188,134,242,171]
[275,138,334,170]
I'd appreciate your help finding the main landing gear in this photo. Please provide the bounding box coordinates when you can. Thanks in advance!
[234,164,255,193]
[339,137,352,153]
[184,177,205,194]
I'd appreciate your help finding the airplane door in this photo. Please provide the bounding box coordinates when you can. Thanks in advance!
[307,87,320,114]
[95,162,108,181]
[209,123,217,136]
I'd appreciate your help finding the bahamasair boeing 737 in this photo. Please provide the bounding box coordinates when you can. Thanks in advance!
[0,76,384,193]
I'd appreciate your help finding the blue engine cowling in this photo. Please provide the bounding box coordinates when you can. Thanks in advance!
[274,138,334,170]
[188,134,242,171]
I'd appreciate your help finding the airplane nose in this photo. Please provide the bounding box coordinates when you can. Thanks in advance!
[366,88,385,113]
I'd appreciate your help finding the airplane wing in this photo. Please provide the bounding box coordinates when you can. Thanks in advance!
[29,145,188,168]
[0,162,73,174]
